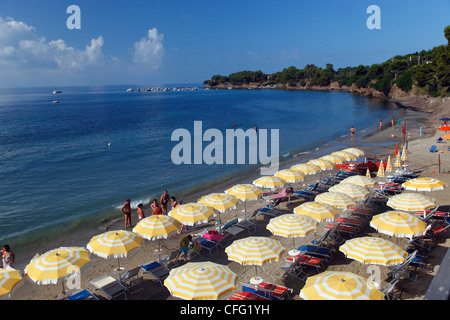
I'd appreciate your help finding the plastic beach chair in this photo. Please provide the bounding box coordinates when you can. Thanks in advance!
[296,245,334,262]
[228,291,270,300]
[120,267,144,294]
[67,289,99,300]
[90,275,127,300]
[240,281,292,300]
[140,260,170,287]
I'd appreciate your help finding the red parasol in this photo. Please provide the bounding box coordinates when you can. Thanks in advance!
[438,126,450,132]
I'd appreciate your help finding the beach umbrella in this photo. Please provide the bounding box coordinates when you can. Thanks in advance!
[442,133,450,140]
[329,183,370,200]
[132,215,181,241]
[168,203,216,227]
[315,192,356,209]
[331,151,358,161]
[385,156,393,173]
[266,214,318,248]
[198,193,239,213]
[402,177,447,192]
[225,237,285,282]
[299,271,384,300]
[24,247,90,294]
[275,169,305,183]
[394,154,402,167]
[253,175,286,189]
[307,159,334,171]
[320,154,346,164]
[291,163,320,175]
[342,175,376,188]
[376,160,385,178]
[342,148,365,157]
[0,269,23,299]
[339,237,407,266]
[293,201,340,223]
[386,193,436,212]
[87,230,143,270]
[370,211,427,238]
[225,184,262,212]
[163,262,237,300]
[437,125,450,132]
[366,168,371,178]
[401,144,407,162]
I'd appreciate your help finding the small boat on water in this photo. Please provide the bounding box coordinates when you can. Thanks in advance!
[52,90,62,94]
[52,100,60,103]
[126,88,133,92]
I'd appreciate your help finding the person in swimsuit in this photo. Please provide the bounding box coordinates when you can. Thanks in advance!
[152,202,162,215]
[350,126,355,144]
[137,203,145,221]
[160,190,170,214]
[171,196,180,210]
[121,198,132,229]
[175,235,192,263]
[1,244,15,269]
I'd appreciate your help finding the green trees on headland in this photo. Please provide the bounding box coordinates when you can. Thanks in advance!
[204,26,450,97]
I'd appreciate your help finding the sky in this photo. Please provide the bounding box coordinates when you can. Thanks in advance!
[0,0,449,88]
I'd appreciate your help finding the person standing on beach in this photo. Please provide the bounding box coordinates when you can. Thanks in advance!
[160,190,170,214]
[1,244,15,269]
[379,120,383,131]
[254,125,258,134]
[137,203,145,221]
[121,198,132,229]
[175,235,192,263]
[152,202,162,215]
[391,118,395,128]
[171,196,180,210]
[350,126,355,144]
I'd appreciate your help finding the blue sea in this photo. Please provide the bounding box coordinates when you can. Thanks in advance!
[0,85,403,255]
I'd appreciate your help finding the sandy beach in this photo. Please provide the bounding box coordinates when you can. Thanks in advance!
[8,98,450,301]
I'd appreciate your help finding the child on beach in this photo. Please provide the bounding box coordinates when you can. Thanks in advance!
[137,203,145,221]
[1,244,15,269]
[121,198,132,229]
[175,235,192,263]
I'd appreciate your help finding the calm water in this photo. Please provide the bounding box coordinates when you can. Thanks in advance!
[0,85,402,249]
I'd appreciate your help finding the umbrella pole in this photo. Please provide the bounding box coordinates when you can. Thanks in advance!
[117,257,121,270]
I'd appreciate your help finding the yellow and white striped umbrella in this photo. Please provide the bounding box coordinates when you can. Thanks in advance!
[402,177,447,192]
[329,183,370,200]
[87,230,144,259]
[132,215,182,241]
[168,203,216,226]
[366,168,371,178]
[315,192,356,209]
[370,211,427,238]
[253,175,286,188]
[342,148,365,157]
[307,159,334,171]
[0,269,23,299]
[198,193,240,213]
[342,175,376,188]
[293,201,340,222]
[377,160,385,177]
[332,151,358,161]
[385,156,393,173]
[394,154,402,167]
[267,214,318,248]
[386,193,436,212]
[291,163,321,175]
[225,237,285,266]
[320,154,346,164]
[275,169,305,183]
[163,262,237,300]
[24,247,90,285]
[339,237,407,266]
[225,184,262,201]
[401,144,407,162]
[299,271,384,300]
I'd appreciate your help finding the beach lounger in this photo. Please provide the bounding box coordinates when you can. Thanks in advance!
[387,251,418,282]
[228,291,270,300]
[324,223,359,238]
[296,245,334,262]
[262,188,287,202]
[195,237,219,256]
[159,250,180,268]
[67,288,99,300]
[217,218,239,232]
[381,277,400,300]
[257,199,283,218]
[430,145,437,152]
[236,219,257,234]
[280,258,308,282]
[286,254,325,274]
[334,217,365,231]
[240,281,292,300]
[90,275,127,300]
[120,267,144,295]
[140,260,170,287]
